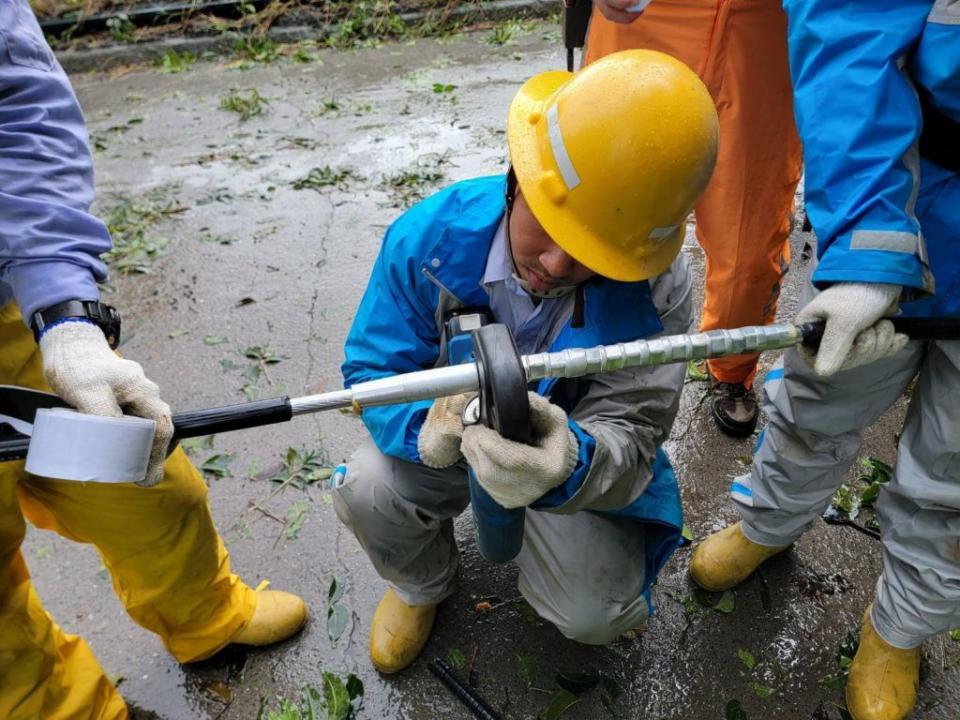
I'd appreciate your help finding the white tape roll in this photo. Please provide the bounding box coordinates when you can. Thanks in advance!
[626,0,653,12]
[25,408,156,484]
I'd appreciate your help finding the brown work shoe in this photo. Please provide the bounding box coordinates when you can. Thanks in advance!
[709,381,759,437]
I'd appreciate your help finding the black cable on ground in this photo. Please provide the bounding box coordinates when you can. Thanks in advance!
[429,657,503,720]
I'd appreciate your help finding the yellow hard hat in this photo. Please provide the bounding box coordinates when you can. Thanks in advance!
[507,49,719,282]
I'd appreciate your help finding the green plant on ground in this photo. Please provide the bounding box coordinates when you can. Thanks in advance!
[157,48,196,73]
[234,33,279,63]
[256,674,363,720]
[488,19,522,45]
[219,89,269,120]
[106,14,135,42]
[327,0,407,48]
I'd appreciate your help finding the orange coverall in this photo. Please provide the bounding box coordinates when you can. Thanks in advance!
[586,0,803,388]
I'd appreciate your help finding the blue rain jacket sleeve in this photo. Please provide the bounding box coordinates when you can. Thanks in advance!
[0,0,110,321]
[783,0,936,298]
[341,208,444,463]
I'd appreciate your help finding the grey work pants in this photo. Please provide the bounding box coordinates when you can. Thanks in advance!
[333,437,650,645]
[734,286,960,648]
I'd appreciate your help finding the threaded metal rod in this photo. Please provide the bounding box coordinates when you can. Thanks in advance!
[523,323,803,382]
[289,323,803,415]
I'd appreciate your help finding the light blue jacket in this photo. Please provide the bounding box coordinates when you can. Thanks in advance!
[343,176,689,593]
[0,0,109,321]
[784,0,960,318]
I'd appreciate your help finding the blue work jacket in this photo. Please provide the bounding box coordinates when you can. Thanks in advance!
[784,0,960,318]
[0,0,110,321]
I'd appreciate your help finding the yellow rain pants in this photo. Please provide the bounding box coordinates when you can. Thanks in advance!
[586,0,803,388]
[0,302,256,720]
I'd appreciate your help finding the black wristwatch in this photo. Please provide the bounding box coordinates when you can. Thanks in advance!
[31,300,122,349]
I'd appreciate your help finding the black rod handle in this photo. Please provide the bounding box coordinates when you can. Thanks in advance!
[799,317,960,347]
[0,396,293,463]
[171,396,292,440]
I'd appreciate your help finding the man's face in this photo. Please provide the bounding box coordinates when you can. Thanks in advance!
[508,192,595,293]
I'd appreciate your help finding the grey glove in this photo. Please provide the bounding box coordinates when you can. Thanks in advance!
[796,282,908,376]
[40,321,173,487]
[461,392,579,509]
[417,393,473,469]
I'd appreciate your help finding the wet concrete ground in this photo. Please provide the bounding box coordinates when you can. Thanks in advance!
[21,23,960,720]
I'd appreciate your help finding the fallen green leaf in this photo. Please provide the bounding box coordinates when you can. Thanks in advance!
[204,334,229,345]
[749,681,777,699]
[431,82,456,93]
[327,604,349,643]
[323,671,351,720]
[345,674,363,704]
[328,575,346,605]
[714,589,736,614]
[201,453,234,478]
[517,654,538,687]
[737,648,757,670]
[538,689,580,720]
[284,500,309,539]
[447,648,466,669]
[950,628,960,642]
[687,359,708,381]
[832,483,861,519]
[168,328,190,338]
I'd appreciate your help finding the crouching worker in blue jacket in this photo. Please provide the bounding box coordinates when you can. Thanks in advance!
[333,50,719,673]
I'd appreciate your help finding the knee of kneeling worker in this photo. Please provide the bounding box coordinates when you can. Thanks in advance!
[553,604,633,645]
[331,449,388,530]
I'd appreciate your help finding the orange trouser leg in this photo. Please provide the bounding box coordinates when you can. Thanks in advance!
[587,0,803,387]
[0,301,257,718]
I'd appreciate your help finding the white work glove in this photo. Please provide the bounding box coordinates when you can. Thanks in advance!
[417,393,473,469]
[596,0,652,24]
[795,282,908,376]
[461,392,579,509]
[39,321,173,487]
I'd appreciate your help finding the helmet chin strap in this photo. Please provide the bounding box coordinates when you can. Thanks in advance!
[511,272,578,299]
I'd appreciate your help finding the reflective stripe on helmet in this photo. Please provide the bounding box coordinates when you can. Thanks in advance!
[547,104,581,191]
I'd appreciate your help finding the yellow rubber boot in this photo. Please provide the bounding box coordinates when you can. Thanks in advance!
[689,521,789,591]
[232,590,307,646]
[846,606,920,720]
[369,589,437,674]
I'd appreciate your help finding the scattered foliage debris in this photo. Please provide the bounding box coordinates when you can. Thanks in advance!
[293,166,362,192]
[101,187,184,274]
[220,89,269,121]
